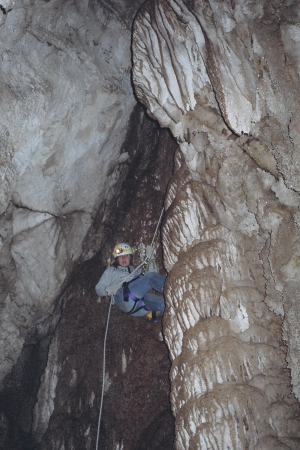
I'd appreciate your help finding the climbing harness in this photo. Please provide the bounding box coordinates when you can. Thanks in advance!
[123,207,164,317]
[122,273,151,317]
[94,207,164,450]
[123,281,148,315]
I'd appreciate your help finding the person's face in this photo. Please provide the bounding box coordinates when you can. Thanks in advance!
[117,254,131,267]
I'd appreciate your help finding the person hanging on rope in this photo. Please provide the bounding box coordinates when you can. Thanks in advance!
[95,243,165,319]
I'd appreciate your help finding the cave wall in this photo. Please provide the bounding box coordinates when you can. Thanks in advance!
[132,0,300,448]
[0,0,145,383]
[30,103,177,450]
[1,100,178,449]
[0,0,179,448]
[3,0,300,448]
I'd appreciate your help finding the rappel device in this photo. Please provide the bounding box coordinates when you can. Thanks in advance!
[140,207,164,276]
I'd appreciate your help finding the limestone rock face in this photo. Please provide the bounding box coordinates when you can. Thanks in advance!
[3,0,300,448]
[0,0,144,382]
[132,0,300,448]
[29,104,177,450]
[0,1,178,448]
[1,96,177,448]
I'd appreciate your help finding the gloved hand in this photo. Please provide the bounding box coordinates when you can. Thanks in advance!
[146,245,154,259]
[106,284,120,296]
[148,258,158,273]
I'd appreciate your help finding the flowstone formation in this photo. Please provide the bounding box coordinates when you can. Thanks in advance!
[132,0,300,448]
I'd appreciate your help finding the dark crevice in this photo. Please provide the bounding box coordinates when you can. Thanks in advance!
[0,297,65,450]
[11,202,59,219]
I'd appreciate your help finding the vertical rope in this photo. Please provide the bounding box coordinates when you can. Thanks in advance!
[95,206,164,448]
[141,207,164,275]
[95,296,113,450]
[151,207,164,247]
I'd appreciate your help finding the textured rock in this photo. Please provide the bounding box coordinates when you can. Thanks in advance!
[0,0,144,382]
[0,1,177,447]
[30,105,177,450]
[3,0,300,448]
[132,0,300,448]
[0,102,177,449]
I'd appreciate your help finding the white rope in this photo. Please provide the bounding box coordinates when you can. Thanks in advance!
[95,295,113,450]
[95,206,164,449]
[151,207,164,247]
[94,260,146,449]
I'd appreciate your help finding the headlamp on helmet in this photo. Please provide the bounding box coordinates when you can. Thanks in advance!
[112,243,133,258]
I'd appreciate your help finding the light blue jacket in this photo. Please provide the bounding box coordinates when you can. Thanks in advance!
[95,265,140,297]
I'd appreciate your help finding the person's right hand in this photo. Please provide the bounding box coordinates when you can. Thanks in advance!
[106,284,120,296]
[146,245,154,258]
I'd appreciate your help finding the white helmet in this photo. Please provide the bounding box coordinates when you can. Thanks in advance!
[112,243,133,258]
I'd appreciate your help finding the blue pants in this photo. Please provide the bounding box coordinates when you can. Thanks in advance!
[114,272,165,316]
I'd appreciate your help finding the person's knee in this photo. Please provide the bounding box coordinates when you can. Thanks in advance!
[147,271,165,281]
[145,271,156,282]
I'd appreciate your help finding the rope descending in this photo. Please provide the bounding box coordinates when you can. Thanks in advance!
[95,207,164,450]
